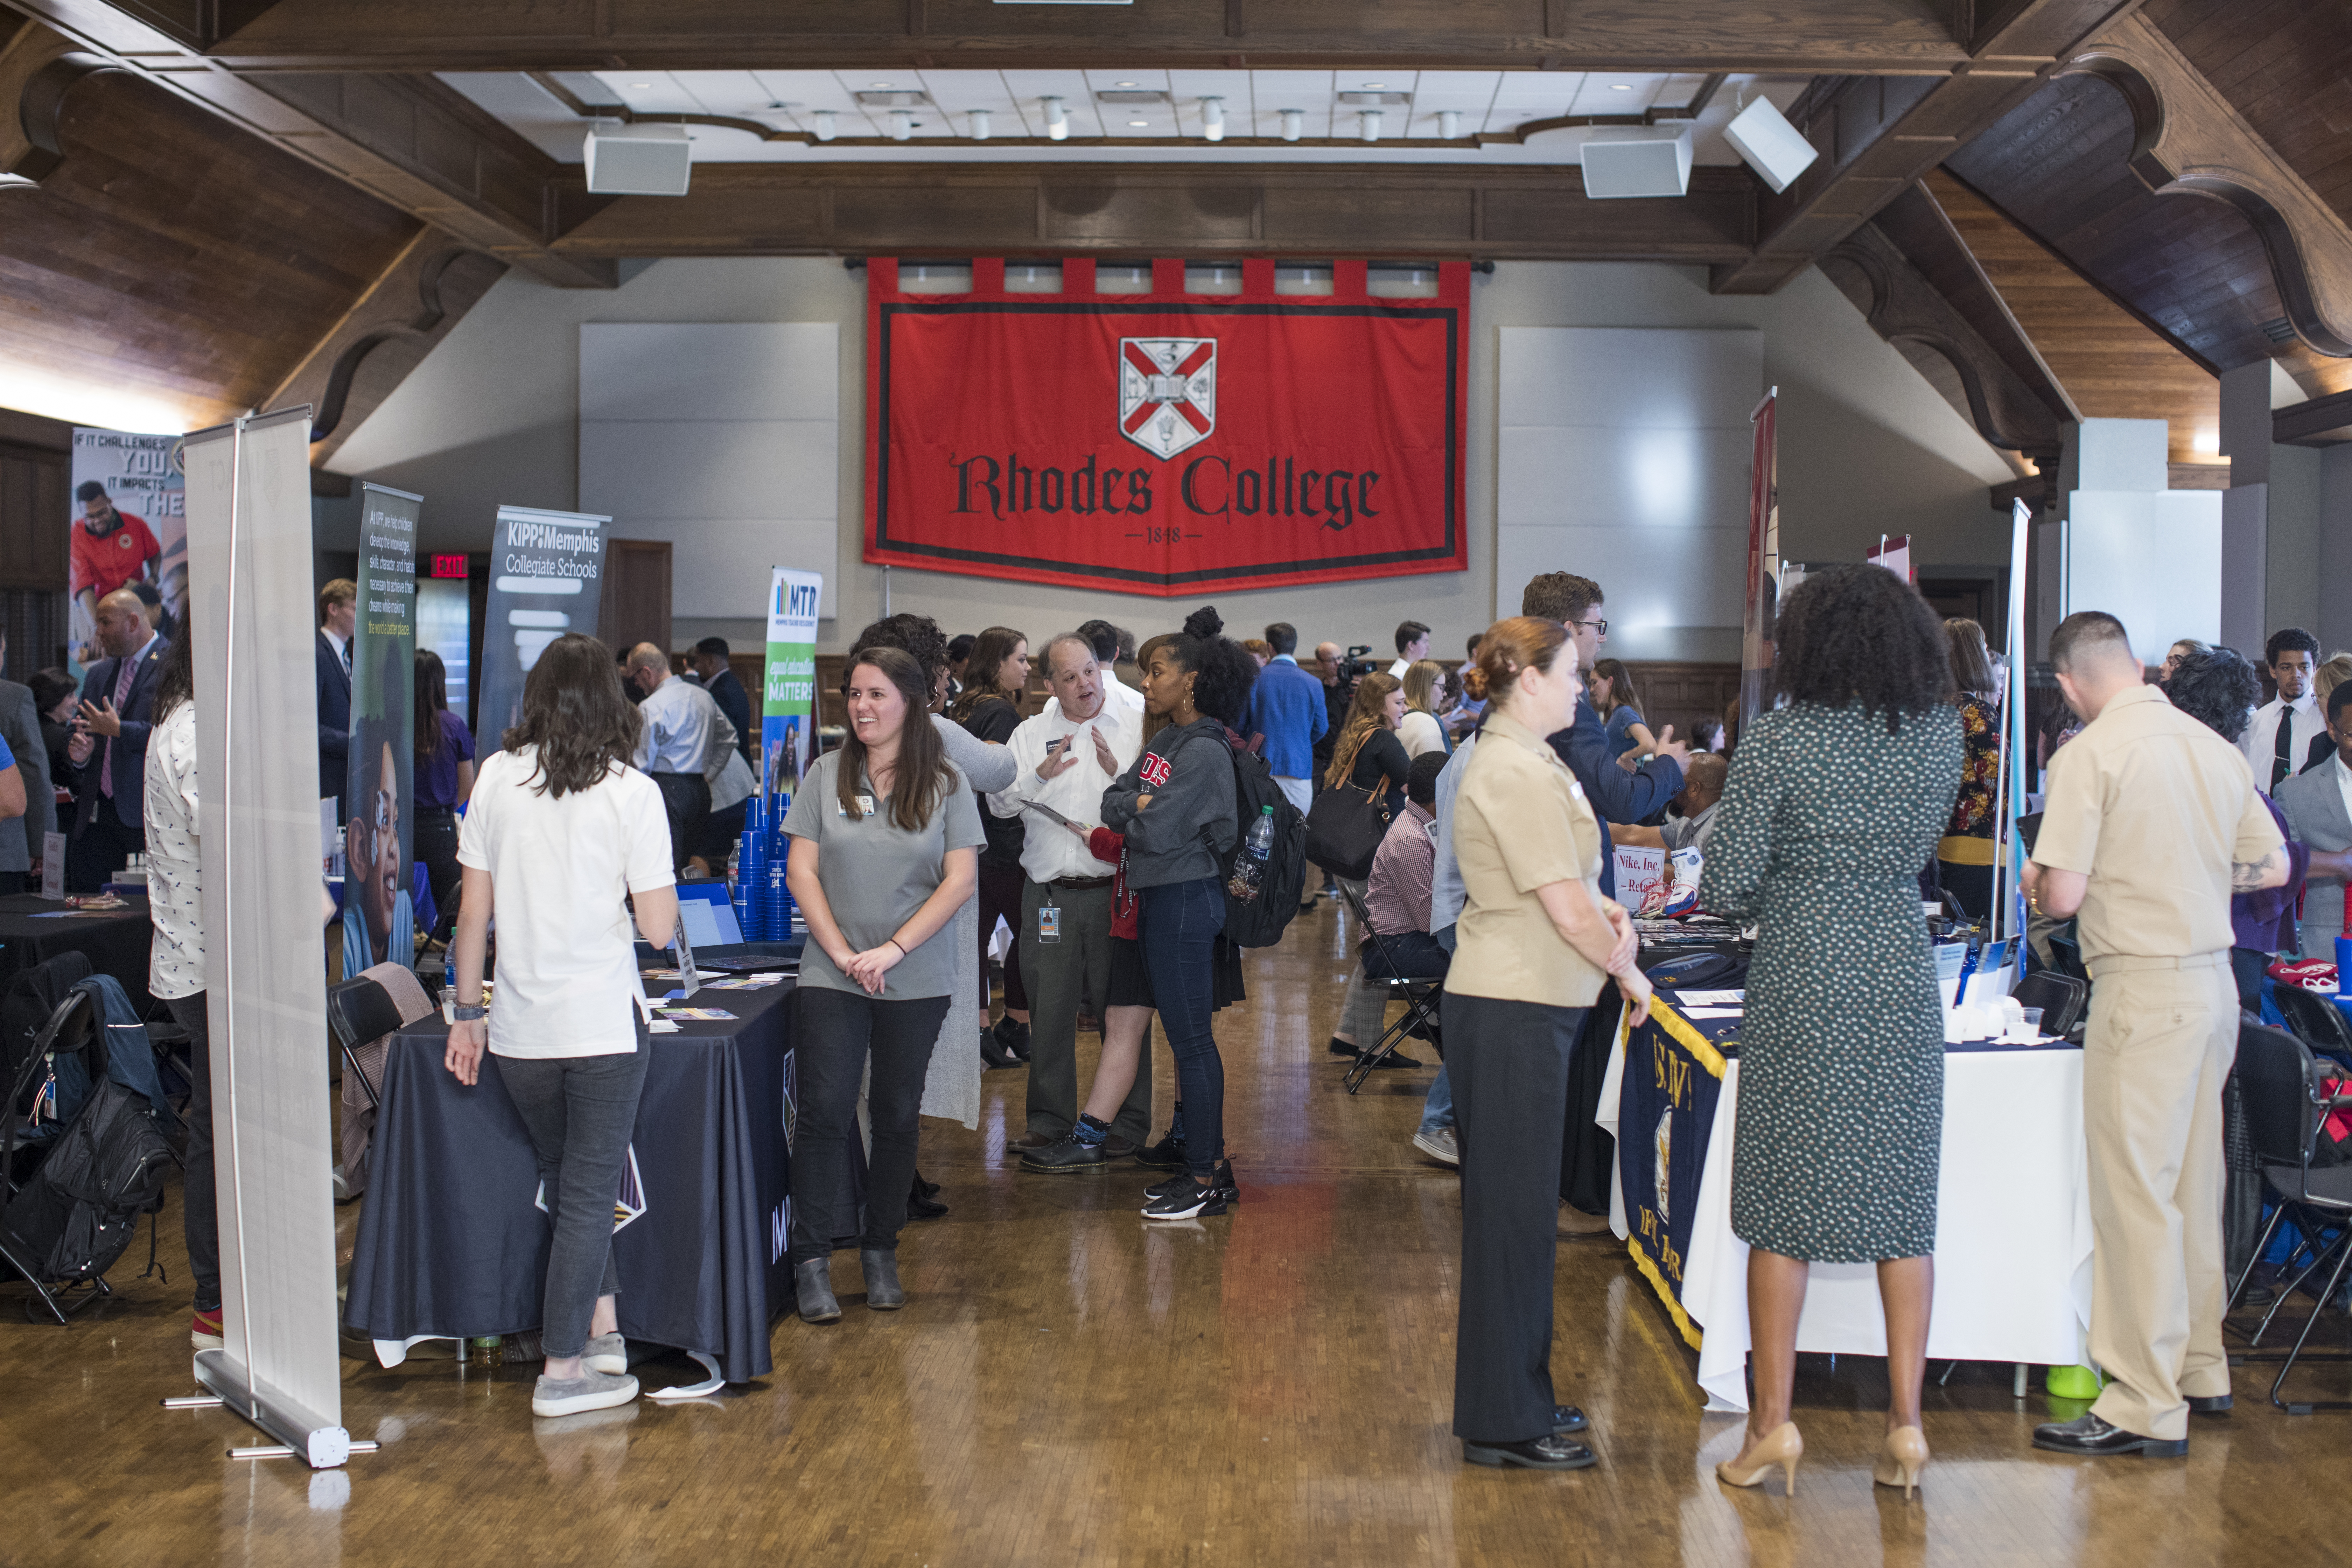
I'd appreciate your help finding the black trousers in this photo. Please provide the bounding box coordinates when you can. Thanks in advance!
[414,805,460,922]
[787,987,951,1265]
[1450,991,1586,1445]
[66,808,142,894]
[648,772,710,874]
[167,992,219,1312]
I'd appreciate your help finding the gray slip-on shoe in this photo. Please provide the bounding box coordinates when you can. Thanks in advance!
[531,1368,639,1418]
[584,1332,627,1375]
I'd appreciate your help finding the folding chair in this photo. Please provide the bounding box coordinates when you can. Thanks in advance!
[2224,1020,2352,1413]
[2271,983,2352,1070]
[2010,968,2088,1040]
[326,967,439,1202]
[1336,882,1443,1095]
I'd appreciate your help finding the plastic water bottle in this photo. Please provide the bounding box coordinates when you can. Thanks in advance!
[1228,806,1275,901]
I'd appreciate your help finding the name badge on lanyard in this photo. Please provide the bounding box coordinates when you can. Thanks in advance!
[1038,896,1062,944]
[839,794,876,818]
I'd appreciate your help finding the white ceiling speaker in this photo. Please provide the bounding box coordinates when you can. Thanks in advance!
[1437,109,1461,140]
[969,109,991,140]
[1042,96,1068,140]
[888,109,913,141]
[1722,96,1820,194]
[1200,96,1224,142]
[811,110,835,142]
[583,121,691,195]
[1279,108,1303,142]
[1580,124,1693,199]
[1360,109,1383,143]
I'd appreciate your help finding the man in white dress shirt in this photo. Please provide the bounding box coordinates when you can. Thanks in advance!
[989,634,1148,1152]
[2242,628,2323,795]
[1388,619,1431,679]
[627,643,721,871]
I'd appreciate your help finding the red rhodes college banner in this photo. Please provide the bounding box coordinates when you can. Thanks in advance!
[863,257,1469,595]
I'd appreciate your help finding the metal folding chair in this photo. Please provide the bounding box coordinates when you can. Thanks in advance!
[323,975,407,1112]
[2272,983,2352,1070]
[1336,882,1443,1095]
[2224,1019,2352,1413]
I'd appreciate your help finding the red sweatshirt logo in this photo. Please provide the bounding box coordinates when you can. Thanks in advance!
[1138,752,1172,789]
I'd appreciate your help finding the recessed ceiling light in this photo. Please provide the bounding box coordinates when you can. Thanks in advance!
[1364,82,1385,89]
[1610,83,1632,91]
[872,81,893,88]
[630,82,651,89]
[1115,80,1137,87]
[1129,119,1149,127]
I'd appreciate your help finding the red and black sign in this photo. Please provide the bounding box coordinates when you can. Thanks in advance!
[864,257,1469,595]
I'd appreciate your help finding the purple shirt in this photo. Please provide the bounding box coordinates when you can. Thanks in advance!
[2233,792,2308,953]
[416,708,477,810]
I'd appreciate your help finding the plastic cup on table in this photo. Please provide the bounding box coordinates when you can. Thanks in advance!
[2019,1006,2045,1040]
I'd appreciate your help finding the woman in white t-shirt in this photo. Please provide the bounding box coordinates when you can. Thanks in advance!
[1399,659,1454,761]
[443,634,679,1420]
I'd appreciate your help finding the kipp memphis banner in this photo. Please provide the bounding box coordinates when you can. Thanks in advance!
[343,483,420,976]
[69,428,185,676]
[476,506,609,744]
[864,257,1469,595]
[762,569,822,800]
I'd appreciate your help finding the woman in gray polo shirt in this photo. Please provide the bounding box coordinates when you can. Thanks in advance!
[783,646,984,1322]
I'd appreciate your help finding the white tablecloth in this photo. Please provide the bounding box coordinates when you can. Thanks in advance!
[1599,1023,2094,1411]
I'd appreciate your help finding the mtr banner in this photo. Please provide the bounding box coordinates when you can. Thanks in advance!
[863,257,1470,595]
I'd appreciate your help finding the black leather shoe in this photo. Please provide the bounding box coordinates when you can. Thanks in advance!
[860,1248,905,1310]
[979,1027,1018,1071]
[1554,1405,1588,1435]
[906,1174,948,1220]
[2186,1394,2233,1414]
[1328,1036,1361,1059]
[2031,1413,2186,1457]
[1101,1136,1138,1160]
[994,1015,1032,1063]
[1021,1135,1106,1173]
[1463,1435,1597,1470]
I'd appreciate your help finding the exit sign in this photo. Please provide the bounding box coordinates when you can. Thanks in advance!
[429,554,469,579]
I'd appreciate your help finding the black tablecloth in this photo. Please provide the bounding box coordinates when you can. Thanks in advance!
[0,893,154,1012]
[343,979,797,1384]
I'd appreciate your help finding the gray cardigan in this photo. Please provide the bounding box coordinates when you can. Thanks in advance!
[1101,717,1237,889]
[0,680,55,875]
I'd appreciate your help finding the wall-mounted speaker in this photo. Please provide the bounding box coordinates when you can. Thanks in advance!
[1581,126,1693,200]
[584,122,692,196]
[1722,98,1820,194]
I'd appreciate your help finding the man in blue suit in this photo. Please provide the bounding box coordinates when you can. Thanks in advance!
[315,578,355,810]
[65,588,167,891]
[1245,622,1328,788]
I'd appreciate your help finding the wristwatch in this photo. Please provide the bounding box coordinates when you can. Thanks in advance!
[450,1003,488,1022]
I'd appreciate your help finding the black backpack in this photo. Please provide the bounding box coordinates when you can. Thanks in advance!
[1217,737,1308,948]
[0,1072,176,1287]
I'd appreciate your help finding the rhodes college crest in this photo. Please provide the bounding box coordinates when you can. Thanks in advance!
[1117,337,1217,460]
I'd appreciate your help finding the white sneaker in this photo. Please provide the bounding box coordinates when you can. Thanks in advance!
[1412,1127,1460,1167]
[532,1369,639,1418]
[583,1332,627,1375]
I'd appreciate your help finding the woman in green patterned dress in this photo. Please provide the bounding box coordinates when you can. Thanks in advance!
[1698,564,1963,1500]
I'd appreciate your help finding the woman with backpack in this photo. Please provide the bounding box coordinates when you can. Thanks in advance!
[443,634,680,1419]
[1323,671,1421,1069]
[1101,609,1255,1219]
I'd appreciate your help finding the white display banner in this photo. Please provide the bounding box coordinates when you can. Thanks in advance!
[184,408,350,1468]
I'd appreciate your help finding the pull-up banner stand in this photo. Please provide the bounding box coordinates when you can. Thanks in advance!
[863,256,1470,594]
[181,408,355,1468]
[474,506,609,743]
[344,483,420,977]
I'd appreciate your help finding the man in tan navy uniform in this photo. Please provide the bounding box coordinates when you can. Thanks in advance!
[2024,611,2288,1458]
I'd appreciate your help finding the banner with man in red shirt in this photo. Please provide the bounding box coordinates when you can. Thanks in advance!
[69,429,182,676]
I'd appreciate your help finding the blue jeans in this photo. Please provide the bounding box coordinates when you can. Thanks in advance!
[1420,1065,1455,1136]
[1140,877,1225,1181]
[497,1044,651,1360]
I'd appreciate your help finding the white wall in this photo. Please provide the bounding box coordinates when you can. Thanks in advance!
[327,256,2013,657]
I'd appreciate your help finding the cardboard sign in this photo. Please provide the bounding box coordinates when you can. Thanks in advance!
[1614,845,1668,911]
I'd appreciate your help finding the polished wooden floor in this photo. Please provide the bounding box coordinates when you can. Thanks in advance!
[4,898,2347,1566]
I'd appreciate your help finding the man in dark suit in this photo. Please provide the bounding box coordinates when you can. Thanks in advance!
[316,578,356,809]
[689,637,755,765]
[0,628,57,895]
[65,587,167,891]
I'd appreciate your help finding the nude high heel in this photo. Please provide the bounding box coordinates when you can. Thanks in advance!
[1873,1425,1929,1499]
[1715,1421,1802,1496]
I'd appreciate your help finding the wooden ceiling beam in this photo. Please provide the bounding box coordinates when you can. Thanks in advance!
[2274,388,2352,448]
[162,0,1979,74]
[2060,11,2352,358]
[1710,0,2143,295]
[541,162,1758,264]
[1,0,614,288]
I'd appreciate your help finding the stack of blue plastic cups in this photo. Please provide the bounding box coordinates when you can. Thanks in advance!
[735,794,768,939]
[767,791,796,935]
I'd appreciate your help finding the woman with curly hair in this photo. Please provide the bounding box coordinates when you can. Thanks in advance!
[1698,563,1961,1500]
[1101,607,1254,1218]
[1936,618,2003,918]
[2165,645,2325,1000]
[949,626,1034,1066]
